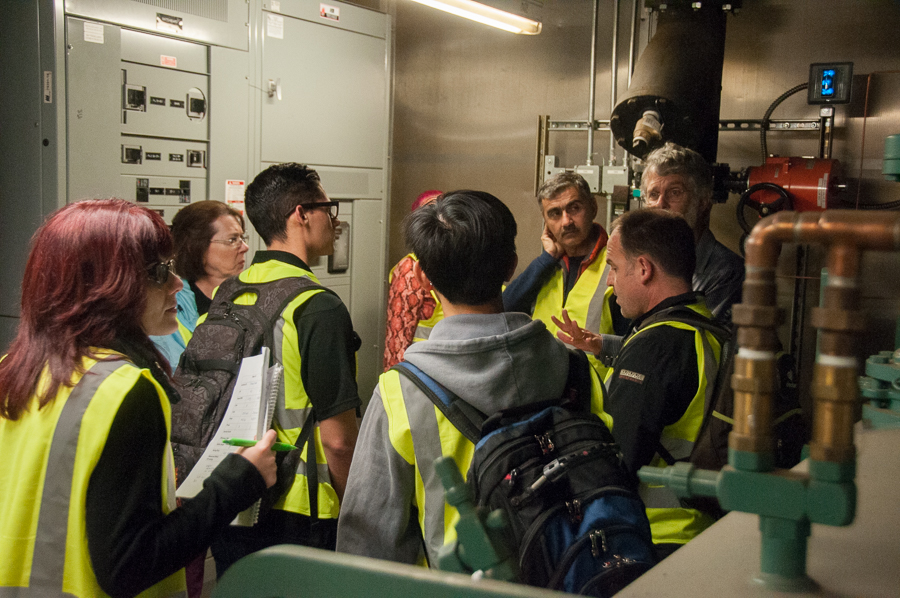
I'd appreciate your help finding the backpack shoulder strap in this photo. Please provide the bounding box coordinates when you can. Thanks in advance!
[637,305,731,341]
[205,275,330,358]
[392,362,486,443]
[214,274,329,318]
[636,305,736,467]
[561,348,594,412]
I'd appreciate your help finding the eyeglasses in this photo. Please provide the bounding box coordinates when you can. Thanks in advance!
[210,234,249,249]
[148,258,175,286]
[286,200,340,220]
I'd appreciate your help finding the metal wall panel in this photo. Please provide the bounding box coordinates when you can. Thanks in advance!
[260,11,387,168]
[208,45,251,202]
[0,1,50,340]
[265,0,387,38]
[348,198,386,403]
[119,63,209,140]
[65,0,250,50]
[121,27,208,73]
[66,17,123,201]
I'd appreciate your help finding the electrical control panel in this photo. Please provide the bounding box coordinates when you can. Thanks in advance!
[2,0,391,401]
[66,18,209,221]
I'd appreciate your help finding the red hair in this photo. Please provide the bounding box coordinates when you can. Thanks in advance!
[0,199,173,420]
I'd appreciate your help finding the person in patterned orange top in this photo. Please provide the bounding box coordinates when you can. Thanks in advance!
[383,190,443,371]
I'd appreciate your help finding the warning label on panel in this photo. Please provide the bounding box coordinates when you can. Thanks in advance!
[226,180,246,214]
[266,13,284,39]
[84,21,104,44]
[320,4,340,21]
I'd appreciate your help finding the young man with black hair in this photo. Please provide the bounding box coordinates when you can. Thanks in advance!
[210,162,361,573]
[336,190,609,565]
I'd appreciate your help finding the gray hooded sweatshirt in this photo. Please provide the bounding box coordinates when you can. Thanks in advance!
[336,312,578,565]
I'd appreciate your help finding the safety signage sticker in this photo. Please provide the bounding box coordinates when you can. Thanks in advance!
[320,4,340,21]
[226,180,246,214]
[84,21,104,44]
[267,13,284,39]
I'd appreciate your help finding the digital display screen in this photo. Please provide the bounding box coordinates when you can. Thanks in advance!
[808,63,853,104]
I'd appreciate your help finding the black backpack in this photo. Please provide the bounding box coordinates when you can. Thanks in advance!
[637,306,805,475]
[170,275,329,515]
[393,351,656,597]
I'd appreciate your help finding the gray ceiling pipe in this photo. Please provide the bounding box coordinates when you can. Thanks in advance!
[610,4,727,164]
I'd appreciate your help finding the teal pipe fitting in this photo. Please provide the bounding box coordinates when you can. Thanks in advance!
[637,462,719,499]
[728,447,775,473]
[756,517,814,592]
[640,458,857,590]
[716,468,806,520]
[883,134,900,182]
[434,457,518,582]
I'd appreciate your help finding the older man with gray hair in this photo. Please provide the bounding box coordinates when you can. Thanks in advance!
[641,142,744,323]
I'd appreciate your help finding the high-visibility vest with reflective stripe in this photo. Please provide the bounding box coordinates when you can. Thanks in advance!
[532,247,614,377]
[0,355,185,598]
[176,318,193,346]
[235,260,341,519]
[390,254,444,343]
[607,301,722,545]
[378,362,611,565]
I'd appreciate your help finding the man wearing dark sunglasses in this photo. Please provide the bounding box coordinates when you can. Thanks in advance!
[208,162,361,573]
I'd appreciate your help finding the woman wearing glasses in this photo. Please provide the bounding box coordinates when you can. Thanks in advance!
[0,199,276,597]
[151,200,249,366]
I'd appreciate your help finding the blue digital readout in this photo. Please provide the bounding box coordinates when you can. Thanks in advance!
[808,63,852,104]
[821,69,835,97]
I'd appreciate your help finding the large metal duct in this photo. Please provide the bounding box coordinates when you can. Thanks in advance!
[610,4,727,163]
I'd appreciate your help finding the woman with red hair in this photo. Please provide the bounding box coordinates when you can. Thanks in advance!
[0,199,276,598]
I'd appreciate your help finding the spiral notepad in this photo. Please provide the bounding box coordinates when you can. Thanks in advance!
[175,347,284,526]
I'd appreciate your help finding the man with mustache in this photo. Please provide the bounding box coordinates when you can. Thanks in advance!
[504,172,627,376]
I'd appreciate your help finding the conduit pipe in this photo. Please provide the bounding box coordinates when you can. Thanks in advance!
[608,0,619,164]
[586,0,599,166]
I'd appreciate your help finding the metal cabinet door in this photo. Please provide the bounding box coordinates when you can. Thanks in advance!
[260,11,387,169]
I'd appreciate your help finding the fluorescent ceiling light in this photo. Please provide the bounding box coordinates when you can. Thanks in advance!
[410,0,542,35]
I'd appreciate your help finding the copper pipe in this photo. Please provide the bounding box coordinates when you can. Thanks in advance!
[732,211,900,468]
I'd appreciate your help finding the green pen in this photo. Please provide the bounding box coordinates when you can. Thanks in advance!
[222,438,297,452]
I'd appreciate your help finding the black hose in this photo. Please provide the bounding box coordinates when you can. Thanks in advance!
[835,198,900,210]
[760,83,809,162]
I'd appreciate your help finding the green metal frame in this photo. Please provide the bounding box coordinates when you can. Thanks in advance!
[211,545,571,598]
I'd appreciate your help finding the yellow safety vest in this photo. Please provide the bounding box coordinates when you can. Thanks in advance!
[606,301,722,545]
[0,355,185,598]
[377,362,610,565]
[176,318,193,346]
[235,259,342,519]
[532,247,615,377]
[390,254,444,343]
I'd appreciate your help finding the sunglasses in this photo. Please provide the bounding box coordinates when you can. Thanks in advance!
[148,258,175,286]
[286,200,340,220]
